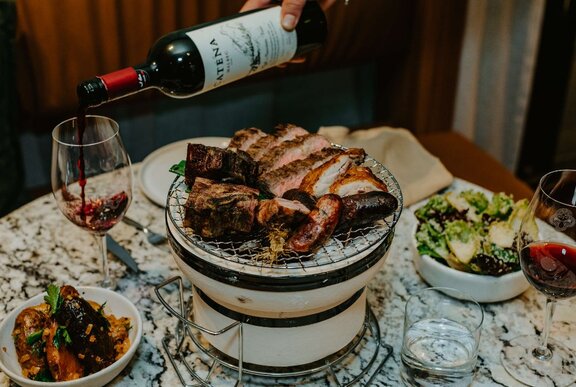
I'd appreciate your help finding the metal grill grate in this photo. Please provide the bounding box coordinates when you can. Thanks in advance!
[167,155,402,270]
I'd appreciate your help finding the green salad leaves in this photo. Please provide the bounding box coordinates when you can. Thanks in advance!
[414,189,538,276]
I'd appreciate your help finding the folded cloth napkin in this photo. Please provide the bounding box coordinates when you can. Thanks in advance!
[317,126,454,206]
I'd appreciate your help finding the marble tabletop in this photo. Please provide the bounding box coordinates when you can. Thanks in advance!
[1,166,575,387]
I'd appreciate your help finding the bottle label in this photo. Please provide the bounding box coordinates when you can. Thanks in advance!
[187,6,296,92]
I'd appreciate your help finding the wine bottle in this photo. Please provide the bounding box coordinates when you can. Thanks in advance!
[77,2,327,107]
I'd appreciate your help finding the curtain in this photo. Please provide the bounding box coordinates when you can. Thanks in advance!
[0,0,24,215]
[452,0,545,172]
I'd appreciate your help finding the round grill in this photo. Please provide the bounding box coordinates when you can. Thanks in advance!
[166,154,403,273]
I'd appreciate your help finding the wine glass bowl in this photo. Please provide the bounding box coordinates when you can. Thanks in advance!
[51,115,132,288]
[501,169,576,386]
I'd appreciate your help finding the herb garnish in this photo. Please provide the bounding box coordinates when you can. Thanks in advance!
[53,326,72,349]
[25,330,43,346]
[44,284,62,315]
[169,160,186,177]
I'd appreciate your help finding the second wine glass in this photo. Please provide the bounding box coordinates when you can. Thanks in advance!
[51,115,132,289]
[501,169,576,386]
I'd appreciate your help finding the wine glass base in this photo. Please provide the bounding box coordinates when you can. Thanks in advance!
[501,335,576,387]
[100,277,117,290]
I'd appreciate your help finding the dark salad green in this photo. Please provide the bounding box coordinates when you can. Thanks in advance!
[414,189,538,276]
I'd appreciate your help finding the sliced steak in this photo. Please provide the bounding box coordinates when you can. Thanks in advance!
[259,147,343,197]
[329,166,389,197]
[256,197,310,228]
[299,148,366,197]
[228,127,267,151]
[246,124,309,161]
[184,178,259,238]
[185,143,259,187]
[258,134,332,173]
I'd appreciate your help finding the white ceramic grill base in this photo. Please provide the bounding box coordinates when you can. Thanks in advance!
[168,216,390,318]
[192,287,367,367]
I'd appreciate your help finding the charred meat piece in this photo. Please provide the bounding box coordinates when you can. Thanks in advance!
[282,189,317,210]
[184,178,259,238]
[45,320,85,381]
[54,285,115,374]
[246,124,309,161]
[259,147,342,197]
[258,134,332,173]
[287,194,343,253]
[228,127,267,151]
[185,144,259,187]
[13,306,51,380]
[256,198,310,228]
[329,166,388,197]
[337,191,399,231]
[299,148,366,197]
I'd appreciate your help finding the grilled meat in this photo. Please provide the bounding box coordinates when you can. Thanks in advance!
[228,127,267,151]
[299,148,366,197]
[54,285,115,374]
[256,198,310,228]
[259,147,342,197]
[246,124,308,161]
[329,166,388,197]
[13,306,51,380]
[337,191,399,231]
[185,143,259,187]
[184,178,259,238]
[45,320,84,381]
[258,134,331,172]
[287,194,343,253]
[282,189,317,210]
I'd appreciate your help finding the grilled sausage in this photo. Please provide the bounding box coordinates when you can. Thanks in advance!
[337,191,398,231]
[287,194,342,253]
[13,306,50,379]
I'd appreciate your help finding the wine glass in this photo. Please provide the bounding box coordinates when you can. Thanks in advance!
[501,169,576,386]
[51,115,132,289]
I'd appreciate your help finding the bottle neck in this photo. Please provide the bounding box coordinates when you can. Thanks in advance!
[77,64,154,107]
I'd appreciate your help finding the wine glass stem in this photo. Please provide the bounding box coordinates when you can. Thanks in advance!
[534,297,556,361]
[95,234,114,289]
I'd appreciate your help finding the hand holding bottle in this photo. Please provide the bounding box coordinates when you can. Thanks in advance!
[241,0,336,30]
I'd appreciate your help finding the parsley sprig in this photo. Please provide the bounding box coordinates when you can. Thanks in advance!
[43,284,62,315]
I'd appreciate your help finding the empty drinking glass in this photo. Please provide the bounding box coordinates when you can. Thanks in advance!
[400,287,484,386]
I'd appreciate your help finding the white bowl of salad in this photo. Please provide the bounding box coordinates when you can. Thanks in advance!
[411,186,538,303]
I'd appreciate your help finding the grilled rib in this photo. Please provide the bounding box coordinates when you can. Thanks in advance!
[228,127,267,151]
[258,134,332,173]
[246,124,309,161]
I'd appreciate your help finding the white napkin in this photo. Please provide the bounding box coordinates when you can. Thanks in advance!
[317,126,454,206]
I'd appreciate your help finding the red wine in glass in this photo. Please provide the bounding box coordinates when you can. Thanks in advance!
[520,242,576,300]
[65,191,130,234]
